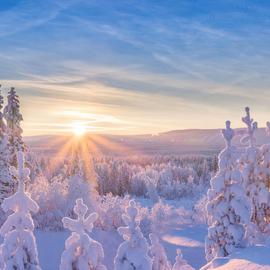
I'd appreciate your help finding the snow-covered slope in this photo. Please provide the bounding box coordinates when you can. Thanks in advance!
[201,245,270,270]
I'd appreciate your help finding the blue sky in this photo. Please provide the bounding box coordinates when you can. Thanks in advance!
[0,0,270,135]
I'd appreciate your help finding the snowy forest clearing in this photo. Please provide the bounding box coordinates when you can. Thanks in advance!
[34,216,207,269]
[35,220,270,270]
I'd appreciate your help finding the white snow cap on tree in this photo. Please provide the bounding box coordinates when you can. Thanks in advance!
[206,120,250,261]
[149,233,171,270]
[114,200,152,270]
[241,107,258,147]
[60,198,106,270]
[0,151,41,270]
[172,249,194,270]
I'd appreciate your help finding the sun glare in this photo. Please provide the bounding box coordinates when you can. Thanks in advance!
[72,122,87,136]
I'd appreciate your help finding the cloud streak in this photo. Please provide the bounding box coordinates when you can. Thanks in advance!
[0,0,270,135]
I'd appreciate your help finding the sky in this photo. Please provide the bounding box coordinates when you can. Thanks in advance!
[0,0,270,136]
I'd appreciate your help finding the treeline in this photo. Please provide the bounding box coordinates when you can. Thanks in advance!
[37,155,217,199]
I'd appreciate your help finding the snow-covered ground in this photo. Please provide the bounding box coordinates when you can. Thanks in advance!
[201,245,270,270]
[37,224,270,270]
[36,224,207,270]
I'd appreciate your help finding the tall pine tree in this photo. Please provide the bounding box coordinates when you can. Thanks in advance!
[3,87,24,167]
[0,85,12,202]
[206,121,250,261]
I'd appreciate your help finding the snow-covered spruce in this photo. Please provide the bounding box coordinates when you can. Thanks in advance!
[172,249,194,270]
[60,198,106,270]
[149,233,171,270]
[252,122,270,233]
[0,151,41,270]
[240,107,269,235]
[206,120,250,261]
[3,87,24,167]
[65,155,97,218]
[114,200,152,270]
[0,85,12,202]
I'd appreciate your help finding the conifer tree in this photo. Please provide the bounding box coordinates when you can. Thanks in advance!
[0,151,41,270]
[206,121,250,261]
[240,107,266,232]
[3,87,24,167]
[60,198,106,270]
[114,200,152,270]
[0,85,12,202]
[252,121,270,233]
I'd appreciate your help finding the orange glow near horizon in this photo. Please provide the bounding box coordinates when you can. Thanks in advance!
[47,130,142,185]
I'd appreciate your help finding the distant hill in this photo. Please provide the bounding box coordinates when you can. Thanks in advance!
[24,128,270,157]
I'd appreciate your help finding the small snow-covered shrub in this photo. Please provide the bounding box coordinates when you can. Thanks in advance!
[60,198,106,270]
[172,249,194,270]
[29,175,68,230]
[193,195,208,224]
[151,199,173,234]
[114,200,152,270]
[65,173,96,218]
[149,233,171,270]
[95,194,130,230]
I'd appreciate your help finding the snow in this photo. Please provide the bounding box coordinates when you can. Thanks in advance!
[114,200,152,270]
[35,223,206,270]
[21,220,270,270]
[60,198,106,270]
[0,151,41,269]
[201,245,270,270]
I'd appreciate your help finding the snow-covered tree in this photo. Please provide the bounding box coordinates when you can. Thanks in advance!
[65,156,96,218]
[172,249,194,270]
[114,200,152,270]
[146,175,159,203]
[0,85,12,202]
[0,151,41,270]
[0,85,6,137]
[206,120,250,261]
[240,107,267,234]
[3,87,24,167]
[60,198,106,270]
[252,122,270,233]
[149,233,171,270]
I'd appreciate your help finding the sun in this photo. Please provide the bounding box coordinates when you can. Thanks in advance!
[72,122,87,136]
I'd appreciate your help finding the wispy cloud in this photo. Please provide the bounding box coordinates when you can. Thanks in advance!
[1,0,270,134]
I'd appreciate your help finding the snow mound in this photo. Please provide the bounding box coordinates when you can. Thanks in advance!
[201,245,270,270]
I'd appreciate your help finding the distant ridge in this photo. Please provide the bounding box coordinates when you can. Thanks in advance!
[24,127,270,157]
